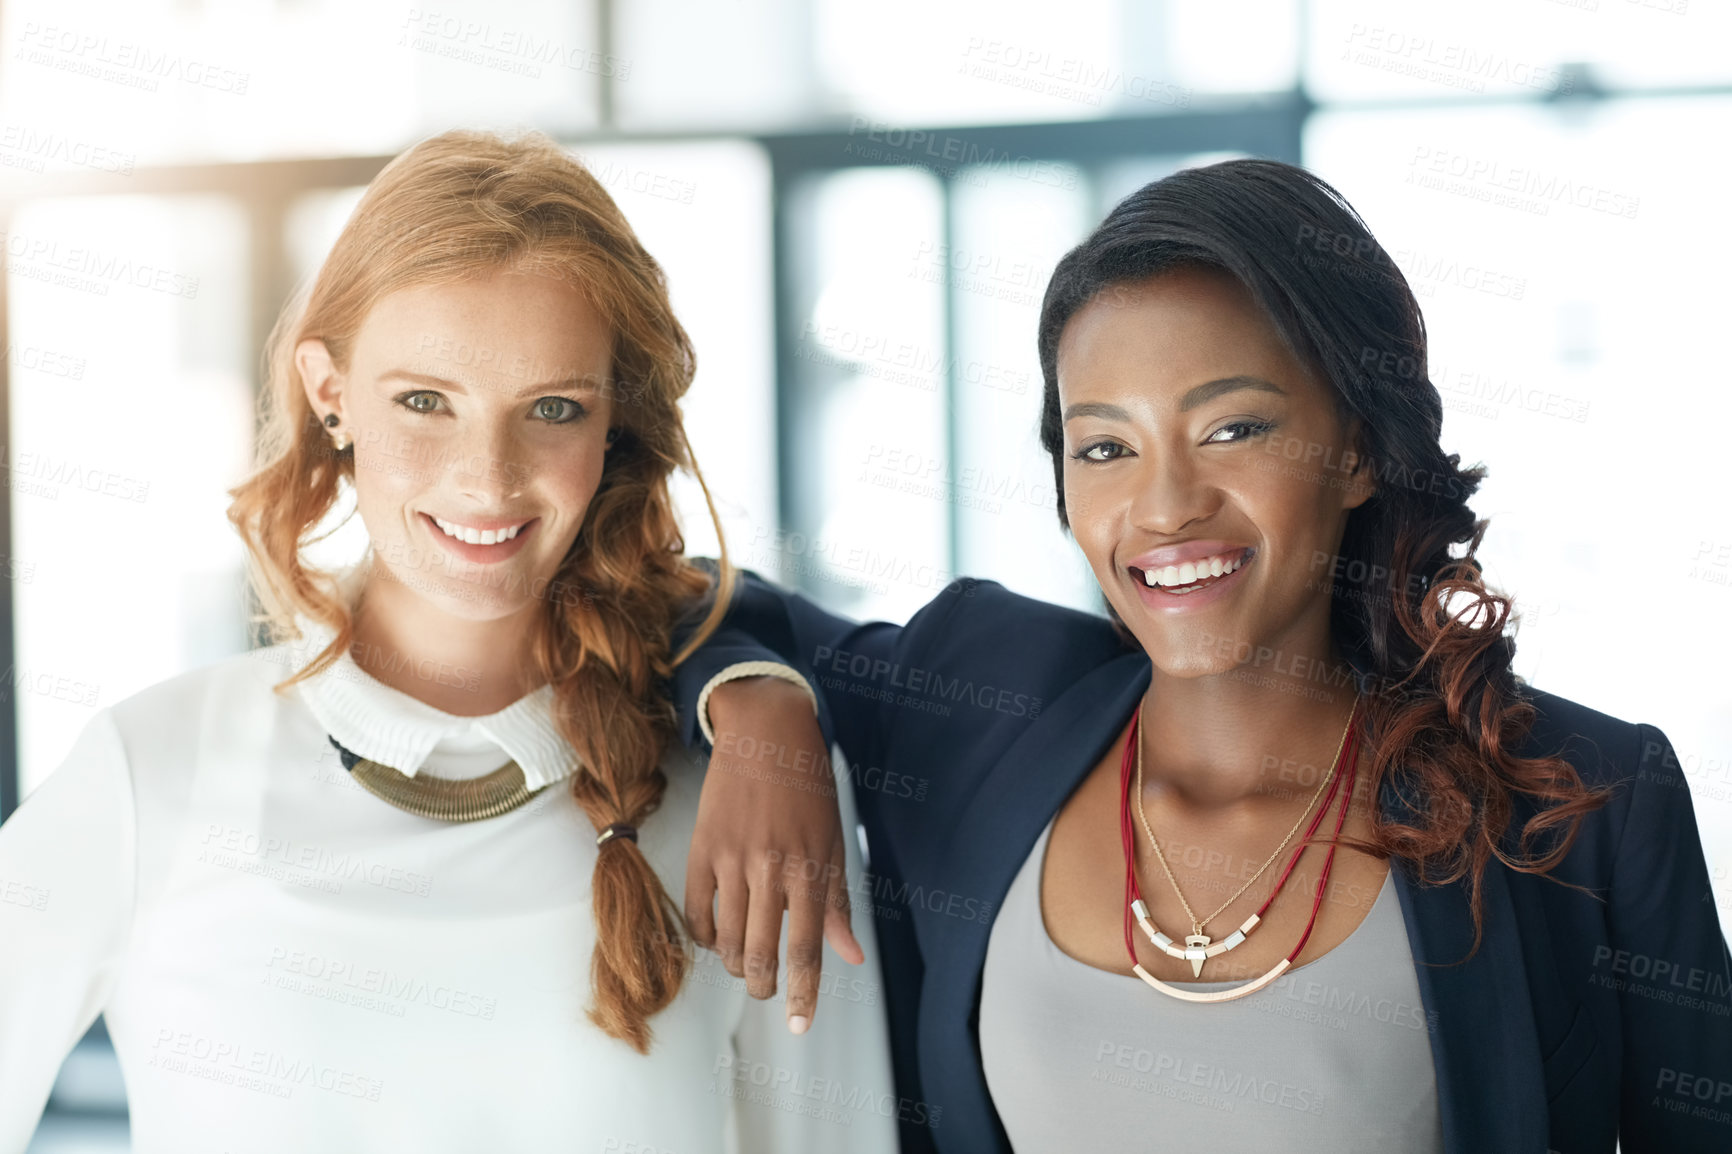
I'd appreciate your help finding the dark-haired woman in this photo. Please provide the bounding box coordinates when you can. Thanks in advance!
[681,158,1732,1153]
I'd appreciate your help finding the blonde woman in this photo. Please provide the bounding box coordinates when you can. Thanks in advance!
[0,130,894,1153]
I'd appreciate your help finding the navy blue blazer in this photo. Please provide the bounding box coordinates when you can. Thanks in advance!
[677,568,1732,1154]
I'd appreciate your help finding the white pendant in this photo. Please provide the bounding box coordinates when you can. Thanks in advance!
[1183,934,1211,978]
[1133,959,1292,1004]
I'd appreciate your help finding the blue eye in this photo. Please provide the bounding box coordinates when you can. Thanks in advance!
[533,397,587,423]
[1207,419,1275,444]
[396,391,442,414]
[392,391,588,424]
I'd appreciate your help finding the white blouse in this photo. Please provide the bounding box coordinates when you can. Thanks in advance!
[0,586,897,1153]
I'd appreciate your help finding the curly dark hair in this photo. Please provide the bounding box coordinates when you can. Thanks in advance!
[1036,157,1609,955]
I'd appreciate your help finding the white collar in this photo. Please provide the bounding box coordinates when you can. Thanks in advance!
[285,560,581,791]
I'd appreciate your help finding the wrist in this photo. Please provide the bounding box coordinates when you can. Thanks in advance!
[696,661,819,746]
[710,676,814,716]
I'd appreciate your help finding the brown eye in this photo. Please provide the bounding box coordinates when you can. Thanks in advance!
[1073,442,1128,462]
[1206,419,1275,444]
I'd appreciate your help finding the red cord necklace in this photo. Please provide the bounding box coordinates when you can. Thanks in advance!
[1118,700,1361,1003]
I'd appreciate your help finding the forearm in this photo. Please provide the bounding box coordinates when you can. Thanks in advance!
[673,565,900,773]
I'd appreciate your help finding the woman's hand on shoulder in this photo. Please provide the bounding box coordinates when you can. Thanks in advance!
[685,676,863,1035]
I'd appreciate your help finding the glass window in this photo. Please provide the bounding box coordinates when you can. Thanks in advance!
[8,194,252,799]
[1161,0,1300,96]
[816,0,1130,126]
[613,0,819,131]
[1306,0,1731,103]
[1306,97,1732,876]
[568,140,777,561]
[0,0,604,166]
[948,161,1096,612]
[774,166,951,623]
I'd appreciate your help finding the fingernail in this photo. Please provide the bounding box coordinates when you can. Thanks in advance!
[788,1015,810,1035]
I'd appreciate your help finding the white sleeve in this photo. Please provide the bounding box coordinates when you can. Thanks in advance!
[722,742,899,1153]
[0,708,136,1153]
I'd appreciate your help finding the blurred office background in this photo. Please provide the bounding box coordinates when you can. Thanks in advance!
[0,0,1727,1147]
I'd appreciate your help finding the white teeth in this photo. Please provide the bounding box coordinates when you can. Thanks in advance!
[1140,551,1247,588]
[432,516,526,546]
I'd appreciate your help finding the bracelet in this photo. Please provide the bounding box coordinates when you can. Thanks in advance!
[696,662,819,746]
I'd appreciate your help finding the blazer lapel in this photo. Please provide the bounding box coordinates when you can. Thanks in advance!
[916,651,1151,1150]
[1379,776,1549,1153]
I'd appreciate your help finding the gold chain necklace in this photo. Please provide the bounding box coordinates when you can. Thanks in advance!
[1131,694,1357,977]
[329,736,549,822]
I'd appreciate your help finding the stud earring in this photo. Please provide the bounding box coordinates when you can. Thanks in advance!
[324,412,350,452]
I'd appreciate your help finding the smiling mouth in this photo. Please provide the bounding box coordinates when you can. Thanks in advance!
[1130,547,1255,595]
[425,513,535,546]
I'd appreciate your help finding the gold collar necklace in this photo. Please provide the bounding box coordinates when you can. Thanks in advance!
[328,735,548,822]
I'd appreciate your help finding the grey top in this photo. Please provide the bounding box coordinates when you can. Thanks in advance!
[979,817,1445,1153]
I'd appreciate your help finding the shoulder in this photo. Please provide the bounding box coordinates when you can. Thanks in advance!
[1508,683,1695,875]
[1514,684,1691,812]
[1516,683,1651,789]
[901,577,1133,690]
[104,644,307,754]
[22,648,298,828]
